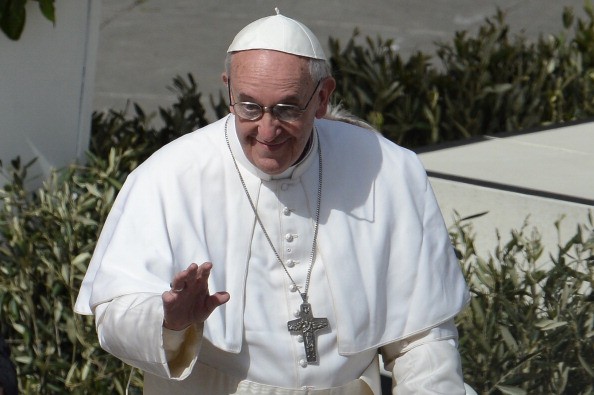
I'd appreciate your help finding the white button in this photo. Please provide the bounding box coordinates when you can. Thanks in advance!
[281,183,290,191]
[289,284,298,292]
[283,207,291,216]
[294,309,301,318]
[285,233,294,242]
[299,359,308,368]
[297,335,304,343]
[286,248,292,253]
[286,259,295,268]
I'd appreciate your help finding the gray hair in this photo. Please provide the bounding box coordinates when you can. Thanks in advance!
[324,103,378,131]
[225,52,332,83]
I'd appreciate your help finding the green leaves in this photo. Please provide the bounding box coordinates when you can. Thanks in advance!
[329,31,439,147]
[90,74,212,175]
[329,4,594,149]
[535,319,568,331]
[0,0,55,40]
[496,386,527,395]
[0,0,27,40]
[0,153,140,393]
[0,74,215,393]
[451,213,594,394]
[37,0,54,24]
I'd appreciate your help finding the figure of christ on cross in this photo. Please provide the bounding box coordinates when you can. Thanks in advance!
[287,302,329,363]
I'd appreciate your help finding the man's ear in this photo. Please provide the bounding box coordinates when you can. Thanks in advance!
[222,73,234,113]
[315,77,336,119]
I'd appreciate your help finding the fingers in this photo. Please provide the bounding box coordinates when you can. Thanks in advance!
[162,262,228,330]
[169,264,192,293]
[169,262,212,294]
[186,262,213,294]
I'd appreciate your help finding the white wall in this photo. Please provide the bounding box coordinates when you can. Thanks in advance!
[417,122,594,259]
[0,1,100,186]
[429,178,592,259]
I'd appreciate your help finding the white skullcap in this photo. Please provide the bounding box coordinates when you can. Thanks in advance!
[227,8,326,60]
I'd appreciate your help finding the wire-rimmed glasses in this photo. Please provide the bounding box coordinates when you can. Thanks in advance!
[228,79,322,122]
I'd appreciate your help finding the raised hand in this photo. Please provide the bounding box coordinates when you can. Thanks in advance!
[161,262,230,331]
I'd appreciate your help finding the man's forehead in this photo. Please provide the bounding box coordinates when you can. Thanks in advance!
[230,50,310,81]
[230,53,311,100]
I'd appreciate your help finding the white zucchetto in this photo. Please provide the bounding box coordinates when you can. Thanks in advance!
[227,8,326,60]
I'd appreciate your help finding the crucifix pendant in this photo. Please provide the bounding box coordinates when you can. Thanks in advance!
[287,302,329,363]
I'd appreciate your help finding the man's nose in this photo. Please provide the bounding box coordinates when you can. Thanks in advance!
[257,110,281,138]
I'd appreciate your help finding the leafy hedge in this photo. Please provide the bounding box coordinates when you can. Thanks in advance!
[330,6,594,148]
[451,214,594,394]
[1,5,593,394]
[0,154,142,394]
[90,4,594,155]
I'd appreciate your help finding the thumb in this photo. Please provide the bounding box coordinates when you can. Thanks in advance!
[206,292,230,313]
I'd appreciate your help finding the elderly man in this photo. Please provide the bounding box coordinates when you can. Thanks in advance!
[75,10,470,394]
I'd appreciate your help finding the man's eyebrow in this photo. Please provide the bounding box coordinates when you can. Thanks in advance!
[236,91,302,104]
[235,92,258,102]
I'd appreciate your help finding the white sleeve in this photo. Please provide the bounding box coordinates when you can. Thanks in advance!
[380,319,465,394]
[94,293,202,380]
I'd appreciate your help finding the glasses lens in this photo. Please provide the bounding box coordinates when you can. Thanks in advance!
[273,105,303,122]
[235,103,262,120]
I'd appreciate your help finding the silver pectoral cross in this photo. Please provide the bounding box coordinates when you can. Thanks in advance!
[287,302,329,363]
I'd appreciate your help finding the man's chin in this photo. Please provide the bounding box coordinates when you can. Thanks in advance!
[254,158,290,175]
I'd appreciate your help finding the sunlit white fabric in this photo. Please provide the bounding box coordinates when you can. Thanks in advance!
[76,114,470,393]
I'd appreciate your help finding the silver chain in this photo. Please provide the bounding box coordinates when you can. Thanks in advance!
[224,117,322,303]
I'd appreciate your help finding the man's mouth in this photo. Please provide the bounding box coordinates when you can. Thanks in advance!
[256,138,287,147]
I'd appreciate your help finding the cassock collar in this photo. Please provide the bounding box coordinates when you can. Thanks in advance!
[226,114,318,181]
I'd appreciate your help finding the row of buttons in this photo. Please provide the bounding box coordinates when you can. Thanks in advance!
[283,205,298,270]
[293,309,308,367]
[280,200,311,369]
[283,206,297,256]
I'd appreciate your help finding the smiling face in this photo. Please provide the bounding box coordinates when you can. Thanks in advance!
[226,50,334,175]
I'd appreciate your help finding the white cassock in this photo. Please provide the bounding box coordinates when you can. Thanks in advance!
[75,115,470,394]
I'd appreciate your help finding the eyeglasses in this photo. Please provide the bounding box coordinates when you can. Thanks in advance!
[228,79,322,122]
